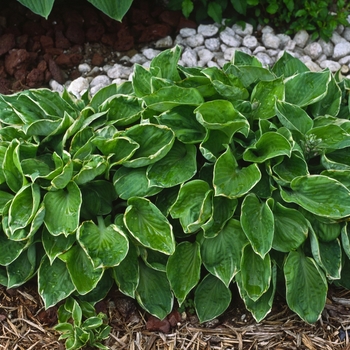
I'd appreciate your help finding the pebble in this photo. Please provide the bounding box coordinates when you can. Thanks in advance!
[51,19,350,96]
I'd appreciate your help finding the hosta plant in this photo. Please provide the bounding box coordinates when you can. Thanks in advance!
[1,46,350,326]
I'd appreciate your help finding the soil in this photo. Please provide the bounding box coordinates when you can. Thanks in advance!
[1,1,350,349]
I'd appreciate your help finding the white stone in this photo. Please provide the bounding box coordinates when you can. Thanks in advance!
[67,77,89,98]
[232,22,253,36]
[253,46,266,54]
[224,47,237,61]
[197,48,214,64]
[205,38,220,51]
[238,47,252,55]
[119,55,130,63]
[217,58,228,67]
[220,27,242,47]
[339,55,350,65]
[266,49,279,57]
[337,24,345,35]
[107,64,132,79]
[174,34,185,46]
[78,63,91,74]
[186,34,204,48]
[90,83,106,96]
[49,79,64,93]
[261,25,274,34]
[343,27,350,41]
[255,52,274,66]
[330,31,347,45]
[142,61,151,68]
[285,40,296,51]
[197,24,219,37]
[207,60,219,68]
[242,35,258,49]
[318,39,334,57]
[277,33,291,48]
[179,28,196,38]
[262,32,281,49]
[154,36,173,48]
[299,55,312,63]
[320,60,341,72]
[181,48,198,67]
[142,48,161,60]
[316,54,327,64]
[341,65,350,74]
[111,78,127,85]
[304,61,322,72]
[90,75,111,88]
[293,30,309,48]
[303,42,323,60]
[103,64,113,73]
[130,53,147,64]
[333,42,350,59]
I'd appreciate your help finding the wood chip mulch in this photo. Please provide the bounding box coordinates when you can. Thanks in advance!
[1,282,350,350]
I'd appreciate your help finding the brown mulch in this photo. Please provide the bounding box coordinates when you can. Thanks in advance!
[1,281,350,350]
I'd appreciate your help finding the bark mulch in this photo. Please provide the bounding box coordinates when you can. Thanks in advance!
[1,282,350,349]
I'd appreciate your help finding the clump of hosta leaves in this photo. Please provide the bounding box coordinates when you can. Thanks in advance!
[1,46,350,326]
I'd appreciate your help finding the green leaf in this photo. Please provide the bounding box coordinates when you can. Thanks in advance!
[236,264,276,322]
[113,242,139,298]
[201,219,248,286]
[59,245,104,295]
[89,84,117,112]
[150,46,182,81]
[284,70,331,107]
[17,0,55,18]
[44,181,82,236]
[182,0,194,17]
[73,155,108,185]
[38,256,75,308]
[156,106,206,144]
[136,260,173,320]
[77,219,129,268]
[240,244,271,301]
[87,0,133,21]
[272,203,308,252]
[113,166,161,200]
[231,0,247,14]
[202,196,237,238]
[124,197,175,255]
[7,184,41,237]
[284,250,327,323]
[272,51,309,78]
[280,175,350,219]
[275,100,313,134]
[309,224,342,280]
[143,85,204,112]
[99,95,142,126]
[0,230,29,265]
[147,140,197,188]
[241,194,274,258]
[7,245,36,288]
[243,132,291,163]
[166,242,201,305]
[213,146,261,199]
[251,78,285,120]
[3,139,24,193]
[207,2,223,23]
[121,124,175,168]
[170,180,212,233]
[42,226,75,264]
[195,100,249,138]
[194,274,231,323]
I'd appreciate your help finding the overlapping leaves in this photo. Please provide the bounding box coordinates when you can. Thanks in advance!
[1,47,350,326]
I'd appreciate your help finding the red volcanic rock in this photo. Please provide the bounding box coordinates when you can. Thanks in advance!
[40,35,54,50]
[167,310,181,327]
[16,34,29,49]
[0,78,10,94]
[5,49,30,75]
[159,10,181,28]
[26,67,44,87]
[138,23,171,42]
[86,23,105,42]
[22,21,45,37]
[55,53,72,68]
[177,17,197,31]
[146,315,171,333]
[91,52,104,66]
[55,31,71,50]
[65,22,85,45]
[48,58,66,84]
[0,34,15,56]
